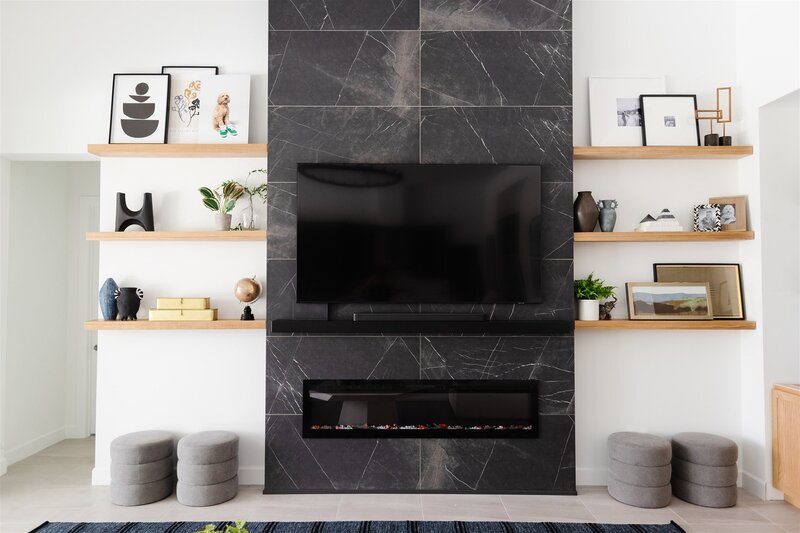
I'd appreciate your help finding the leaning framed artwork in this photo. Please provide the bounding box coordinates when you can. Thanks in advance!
[109,74,170,144]
[161,66,219,144]
[588,76,666,146]
[626,282,714,320]
[653,264,744,319]
[709,195,747,231]
[640,94,700,146]
[693,204,721,232]
[197,74,251,144]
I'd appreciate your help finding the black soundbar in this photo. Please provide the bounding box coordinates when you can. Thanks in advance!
[271,319,574,335]
[353,313,485,322]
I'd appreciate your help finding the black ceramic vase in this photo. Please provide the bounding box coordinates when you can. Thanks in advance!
[574,191,599,232]
[115,287,144,321]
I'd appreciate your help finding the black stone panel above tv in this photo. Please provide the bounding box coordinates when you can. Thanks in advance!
[420,0,572,31]
[269,0,421,31]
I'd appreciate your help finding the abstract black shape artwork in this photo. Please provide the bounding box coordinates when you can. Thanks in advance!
[115,192,155,232]
[121,83,160,138]
[109,73,169,144]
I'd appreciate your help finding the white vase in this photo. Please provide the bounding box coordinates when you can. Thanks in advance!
[215,212,232,231]
[578,299,600,321]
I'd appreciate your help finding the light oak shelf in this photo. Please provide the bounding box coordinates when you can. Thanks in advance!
[85,319,266,331]
[86,231,267,241]
[575,320,757,330]
[574,231,755,242]
[87,144,267,158]
[573,146,753,160]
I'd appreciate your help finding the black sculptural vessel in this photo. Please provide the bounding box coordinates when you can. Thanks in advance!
[241,305,255,321]
[116,192,154,232]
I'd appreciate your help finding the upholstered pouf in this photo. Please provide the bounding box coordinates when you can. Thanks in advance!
[177,431,239,506]
[671,432,738,508]
[110,431,174,506]
[607,432,672,508]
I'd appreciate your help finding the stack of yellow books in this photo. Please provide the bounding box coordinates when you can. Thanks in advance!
[149,298,218,321]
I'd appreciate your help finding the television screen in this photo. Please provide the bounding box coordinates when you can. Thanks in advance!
[296,164,542,304]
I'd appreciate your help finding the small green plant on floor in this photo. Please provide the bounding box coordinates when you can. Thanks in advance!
[196,520,248,533]
[574,273,615,301]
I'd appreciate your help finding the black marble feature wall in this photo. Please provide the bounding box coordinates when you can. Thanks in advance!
[267,0,574,493]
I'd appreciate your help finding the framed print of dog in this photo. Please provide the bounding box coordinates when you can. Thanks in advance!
[109,74,170,144]
[198,75,251,144]
[161,66,219,144]
[693,204,721,232]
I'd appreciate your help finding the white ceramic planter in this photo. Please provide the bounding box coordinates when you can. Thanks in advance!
[578,299,600,321]
[215,212,232,231]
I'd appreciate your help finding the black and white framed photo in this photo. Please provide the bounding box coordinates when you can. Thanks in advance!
[693,204,721,232]
[709,195,747,231]
[640,94,701,146]
[161,66,219,144]
[588,77,666,146]
[654,263,745,319]
[109,74,170,144]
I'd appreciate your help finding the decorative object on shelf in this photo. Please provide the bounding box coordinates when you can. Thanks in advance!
[599,295,618,320]
[199,181,245,230]
[640,94,701,146]
[597,199,618,232]
[717,87,733,146]
[693,204,721,232]
[115,192,155,232]
[234,276,262,321]
[588,76,666,146]
[150,296,217,321]
[575,274,615,321]
[635,209,684,232]
[198,75,251,144]
[696,106,722,146]
[626,282,714,320]
[161,66,219,144]
[156,297,210,310]
[99,278,119,321]
[574,191,600,232]
[654,264,744,319]
[709,195,747,231]
[115,287,144,321]
[237,169,268,230]
[109,74,170,144]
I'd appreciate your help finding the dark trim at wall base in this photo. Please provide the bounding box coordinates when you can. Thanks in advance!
[271,319,574,335]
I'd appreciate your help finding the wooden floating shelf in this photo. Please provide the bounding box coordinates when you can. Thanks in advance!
[573,146,753,160]
[575,320,756,330]
[87,144,267,158]
[85,319,266,331]
[86,231,267,241]
[575,231,755,242]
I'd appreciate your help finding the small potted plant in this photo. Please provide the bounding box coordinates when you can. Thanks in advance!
[199,181,245,230]
[574,274,615,321]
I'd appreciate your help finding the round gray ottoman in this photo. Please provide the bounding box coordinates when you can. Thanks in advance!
[110,431,174,506]
[607,432,672,508]
[671,432,738,508]
[177,431,239,507]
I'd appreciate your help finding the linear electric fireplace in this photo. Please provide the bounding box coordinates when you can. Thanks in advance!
[303,380,538,438]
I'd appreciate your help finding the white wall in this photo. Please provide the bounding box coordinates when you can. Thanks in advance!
[0,1,267,158]
[0,158,10,475]
[3,162,99,465]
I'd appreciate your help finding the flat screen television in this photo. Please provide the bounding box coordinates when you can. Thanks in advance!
[296,163,542,304]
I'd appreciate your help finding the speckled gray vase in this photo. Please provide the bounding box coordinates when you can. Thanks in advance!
[598,199,618,232]
[99,278,119,321]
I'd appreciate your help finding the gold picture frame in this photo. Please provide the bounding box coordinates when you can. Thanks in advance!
[626,282,714,320]
[654,264,744,319]
[709,195,747,231]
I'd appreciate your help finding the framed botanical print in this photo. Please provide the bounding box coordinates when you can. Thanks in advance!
[640,94,701,146]
[693,204,721,232]
[109,74,170,144]
[588,76,666,146]
[161,66,219,144]
[626,282,714,320]
[709,195,747,231]
[654,264,745,319]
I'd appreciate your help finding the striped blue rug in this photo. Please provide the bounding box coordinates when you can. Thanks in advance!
[32,521,685,533]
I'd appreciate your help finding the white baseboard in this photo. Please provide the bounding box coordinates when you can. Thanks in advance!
[0,453,7,476]
[576,467,608,486]
[742,471,767,500]
[5,427,65,466]
[64,424,89,439]
[93,465,264,486]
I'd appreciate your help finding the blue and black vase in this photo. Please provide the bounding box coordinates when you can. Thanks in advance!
[99,278,119,321]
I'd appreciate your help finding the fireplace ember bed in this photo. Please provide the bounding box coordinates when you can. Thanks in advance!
[303,380,538,438]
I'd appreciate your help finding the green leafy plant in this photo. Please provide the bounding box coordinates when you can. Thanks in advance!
[196,520,248,533]
[199,181,245,214]
[574,274,615,301]
[240,169,268,229]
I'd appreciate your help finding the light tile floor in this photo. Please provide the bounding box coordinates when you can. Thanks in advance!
[1,438,798,533]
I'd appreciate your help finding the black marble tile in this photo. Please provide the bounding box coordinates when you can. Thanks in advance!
[420,107,573,182]
[421,0,572,31]
[542,182,573,260]
[268,106,420,183]
[508,260,573,320]
[267,259,328,326]
[266,336,420,414]
[266,415,421,491]
[269,0,420,30]
[269,31,420,106]
[420,415,575,491]
[267,183,297,259]
[329,303,421,321]
[421,31,571,106]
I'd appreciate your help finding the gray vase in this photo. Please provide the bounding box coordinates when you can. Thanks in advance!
[99,278,118,321]
[597,199,618,232]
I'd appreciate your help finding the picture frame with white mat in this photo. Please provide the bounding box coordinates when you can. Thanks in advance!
[198,74,251,144]
[588,76,666,146]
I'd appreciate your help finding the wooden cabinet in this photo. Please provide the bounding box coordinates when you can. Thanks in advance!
[773,383,800,508]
